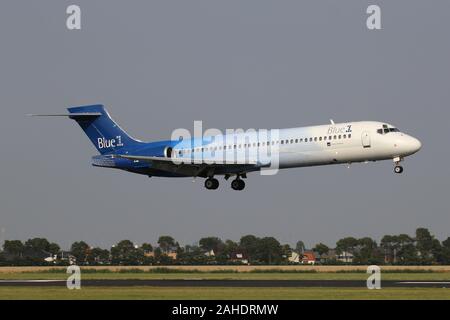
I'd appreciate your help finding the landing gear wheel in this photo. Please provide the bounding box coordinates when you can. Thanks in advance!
[394,166,403,174]
[205,178,219,190]
[231,179,245,191]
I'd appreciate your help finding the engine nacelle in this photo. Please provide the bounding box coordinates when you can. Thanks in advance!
[164,146,173,158]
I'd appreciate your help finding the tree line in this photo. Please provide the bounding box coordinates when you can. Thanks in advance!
[1,227,449,266]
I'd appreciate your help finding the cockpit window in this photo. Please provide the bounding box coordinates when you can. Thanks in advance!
[377,126,400,135]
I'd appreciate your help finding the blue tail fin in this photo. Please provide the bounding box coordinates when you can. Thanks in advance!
[67,104,140,154]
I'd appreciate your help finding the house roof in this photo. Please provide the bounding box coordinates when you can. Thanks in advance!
[302,251,316,261]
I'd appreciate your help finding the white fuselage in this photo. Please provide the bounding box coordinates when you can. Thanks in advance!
[172,121,422,171]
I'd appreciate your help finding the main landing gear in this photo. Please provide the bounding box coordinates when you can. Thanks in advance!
[204,175,246,190]
[231,178,245,191]
[204,177,219,190]
[393,157,404,174]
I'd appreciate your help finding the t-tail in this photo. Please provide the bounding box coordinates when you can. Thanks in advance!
[30,104,141,154]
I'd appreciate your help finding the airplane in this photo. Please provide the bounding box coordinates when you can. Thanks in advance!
[30,104,422,190]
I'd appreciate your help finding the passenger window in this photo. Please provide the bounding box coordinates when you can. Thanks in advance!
[319,137,322,141]
[309,138,313,142]
[295,139,298,143]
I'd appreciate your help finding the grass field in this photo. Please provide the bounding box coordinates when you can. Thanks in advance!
[2,265,450,273]
[1,272,450,281]
[0,286,449,300]
[1,266,449,299]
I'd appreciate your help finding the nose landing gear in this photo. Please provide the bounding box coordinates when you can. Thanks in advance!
[394,165,403,174]
[393,157,404,174]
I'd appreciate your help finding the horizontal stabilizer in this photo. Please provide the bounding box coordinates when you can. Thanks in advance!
[29,104,142,155]
[27,113,102,118]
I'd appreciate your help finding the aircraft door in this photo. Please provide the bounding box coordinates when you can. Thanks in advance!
[361,131,371,148]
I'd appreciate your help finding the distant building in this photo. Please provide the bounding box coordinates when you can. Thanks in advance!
[319,249,337,263]
[301,251,317,265]
[205,249,215,257]
[167,252,177,260]
[336,251,354,263]
[289,250,321,264]
[288,252,301,264]
[145,249,177,260]
[230,252,249,265]
[59,251,76,264]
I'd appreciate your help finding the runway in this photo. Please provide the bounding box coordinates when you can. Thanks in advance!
[1,279,449,288]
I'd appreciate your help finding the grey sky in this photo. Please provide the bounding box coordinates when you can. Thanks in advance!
[0,1,449,250]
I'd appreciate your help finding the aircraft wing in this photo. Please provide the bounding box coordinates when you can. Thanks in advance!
[117,154,257,165]
[116,154,261,177]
